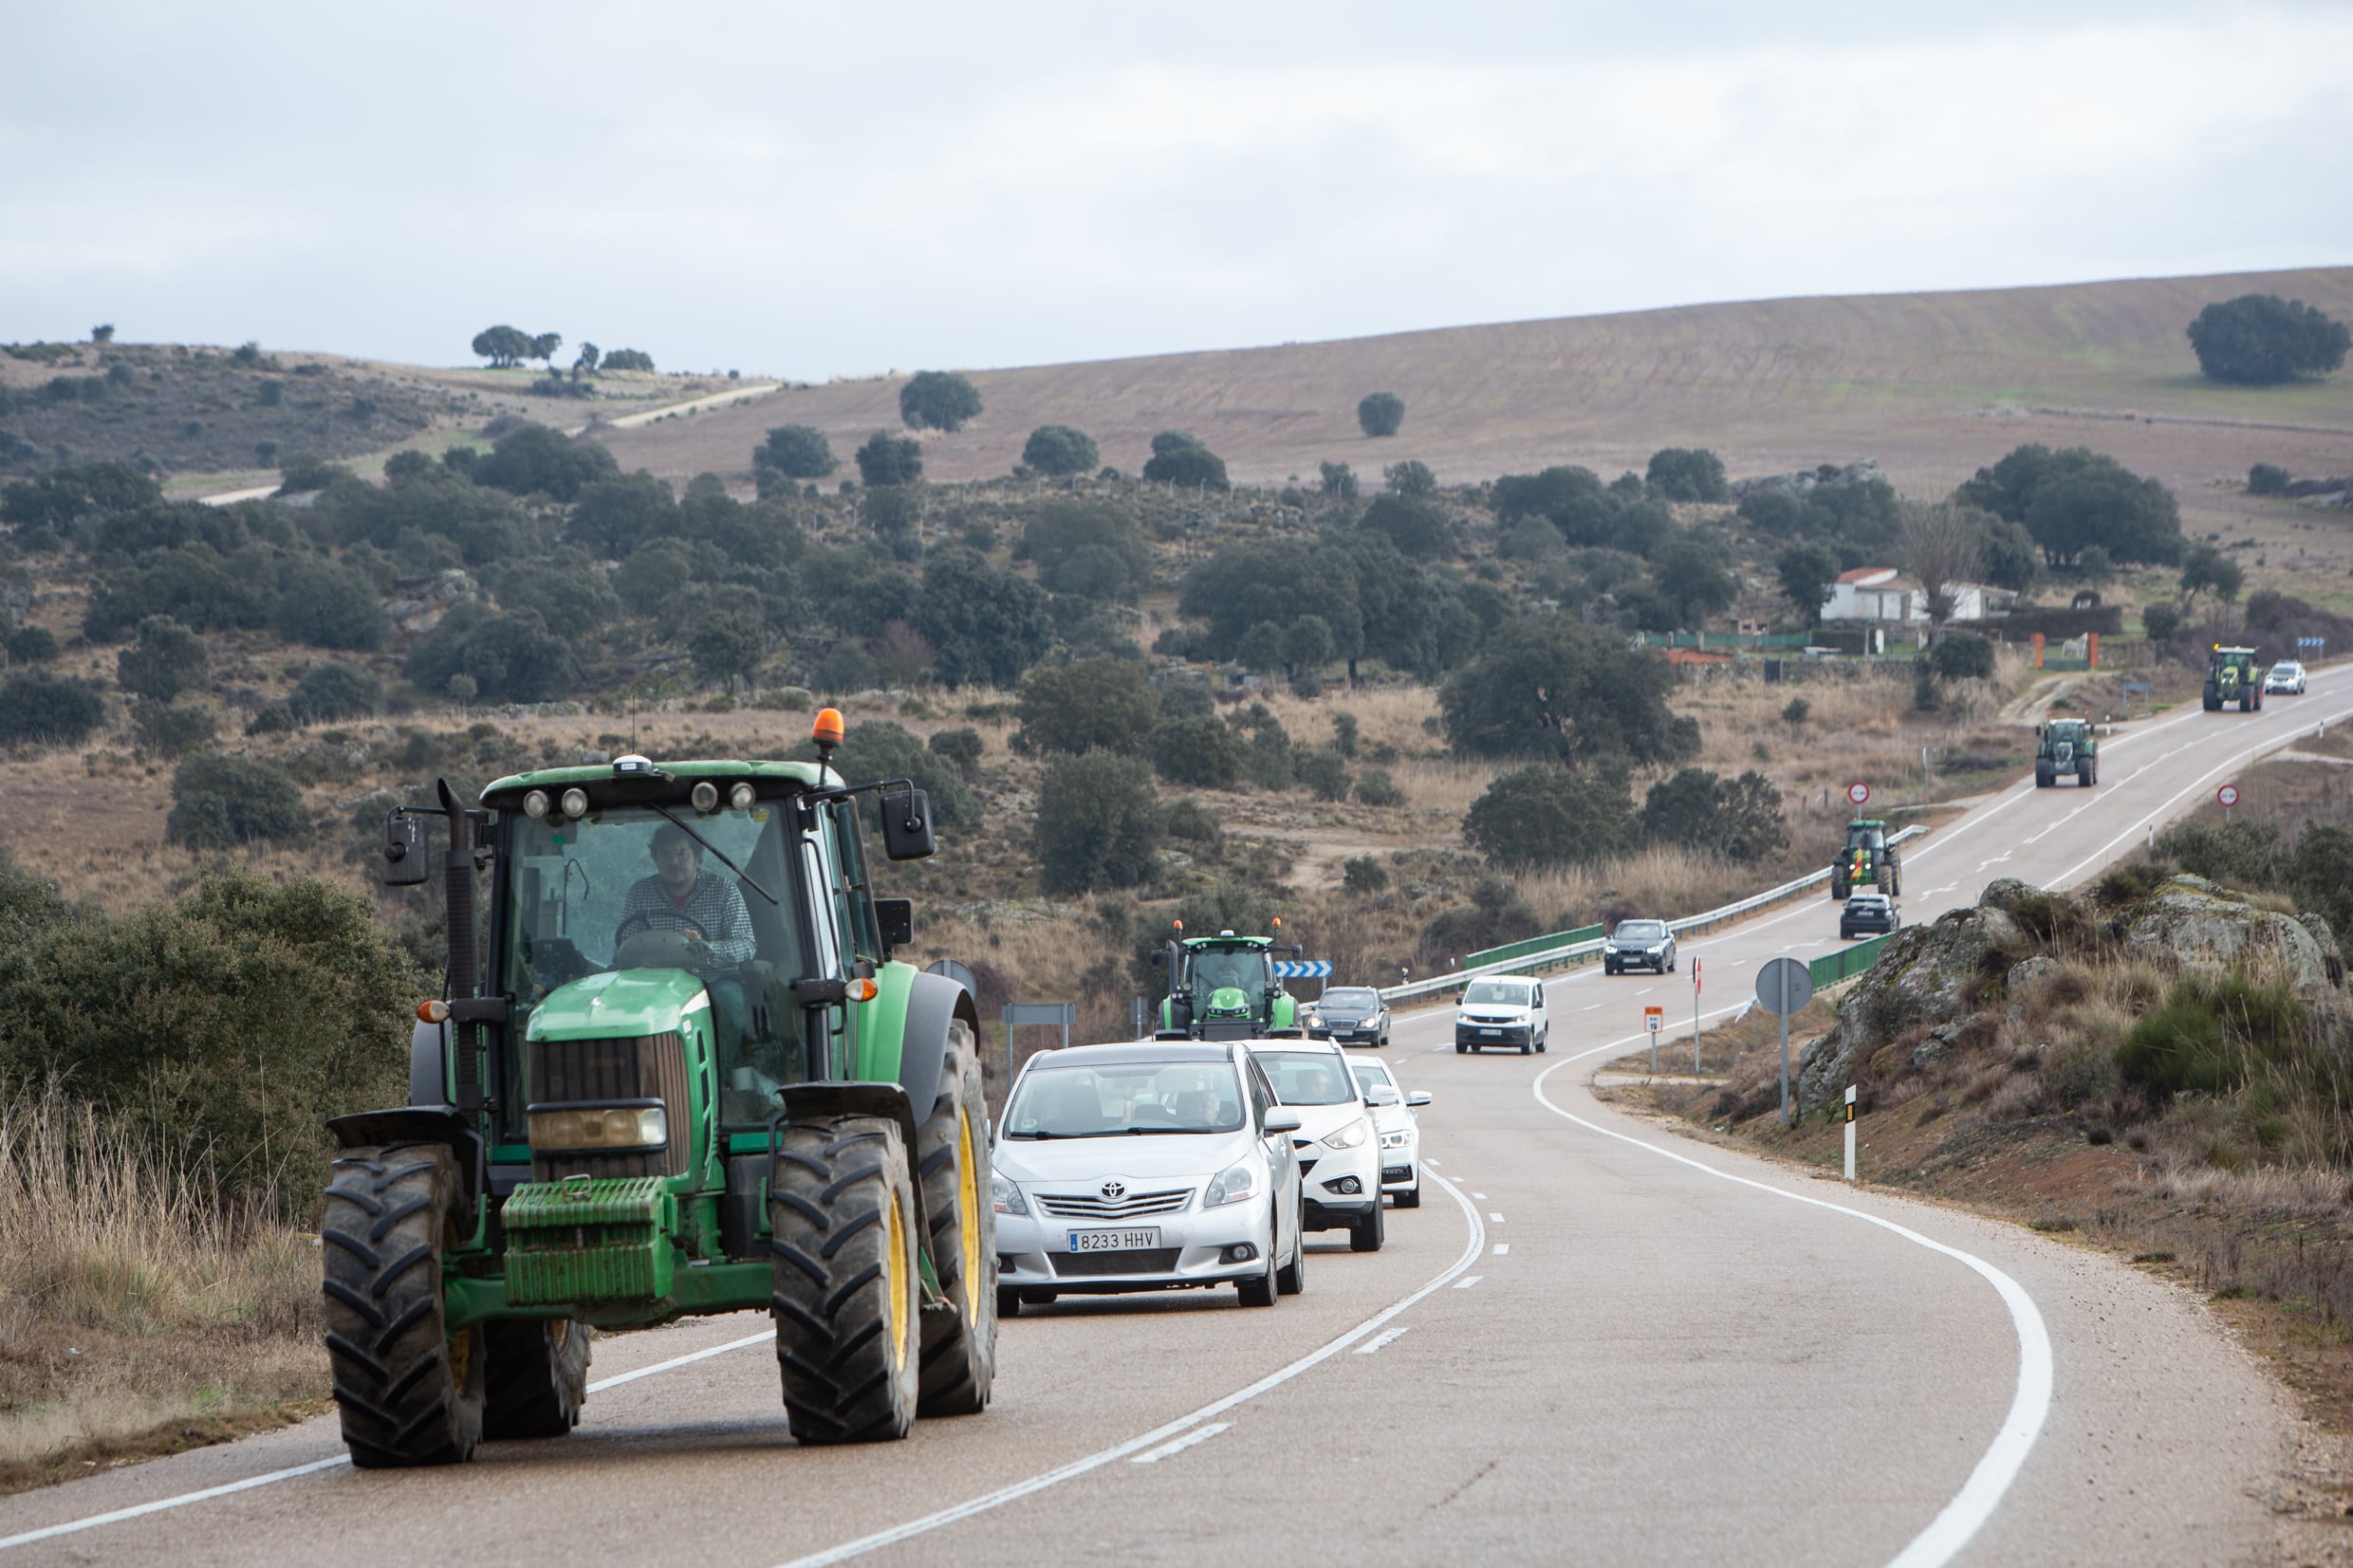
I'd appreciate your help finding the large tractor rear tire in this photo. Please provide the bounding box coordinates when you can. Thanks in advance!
[769,1116,922,1445]
[321,1144,484,1467]
[915,1021,997,1418]
[483,1318,590,1439]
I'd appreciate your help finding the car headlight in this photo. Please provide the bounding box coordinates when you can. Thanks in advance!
[1646,944,1664,953]
[1305,1014,1324,1027]
[1203,1161,1258,1208]
[1603,944,1620,953]
[1321,1119,1369,1151]
[991,1172,1028,1216]
[1380,1127,1415,1150]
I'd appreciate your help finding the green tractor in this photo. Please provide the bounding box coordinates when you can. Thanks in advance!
[1153,923,1304,1040]
[1829,819,1900,899]
[2033,719,2098,787]
[322,714,995,1467]
[2204,645,2264,712]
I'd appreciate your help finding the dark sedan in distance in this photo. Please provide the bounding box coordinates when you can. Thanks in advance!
[1305,986,1391,1047]
[1841,893,1900,940]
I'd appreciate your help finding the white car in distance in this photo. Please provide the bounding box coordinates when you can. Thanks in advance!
[1244,1039,1387,1252]
[991,1041,1306,1311]
[1348,1057,1431,1208]
[2266,660,2308,695]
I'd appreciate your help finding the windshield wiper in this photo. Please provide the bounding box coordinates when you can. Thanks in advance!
[647,803,778,905]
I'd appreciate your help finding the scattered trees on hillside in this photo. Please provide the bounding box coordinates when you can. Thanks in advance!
[1640,767,1787,863]
[472,424,620,503]
[116,615,209,702]
[914,547,1050,688]
[1036,752,1163,895]
[1019,500,1150,600]
[0,671,104,746]
[2187,295,2348,385]
[1022,425,1099,477]
[856,431,923,487]
[899,371,983,432]
[1319,461,1359,499]
[1955,444,2181,568]
[2179,544,2245,605]
[1463,766,1634,868]
[1645,447,1729,503]
[1014,657,1157,756]
[602,348,656,373]
[1148,711,1247,789]
[469,325,557,370]
[1440,618,1695,767]
[756,425,837,480]
[1774,542,1840,625]
[166,753,307,848]
[1358,393,1404,437]
[1141,432,1228,488]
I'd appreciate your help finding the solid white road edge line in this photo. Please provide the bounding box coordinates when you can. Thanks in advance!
[1530,1058,2052,1568]
[770,1176,1490,1568]
[0,1329,781,1552]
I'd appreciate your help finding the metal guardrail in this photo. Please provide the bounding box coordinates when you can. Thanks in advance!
[1380,825,1925,1005]
[1809,932,1894,991]
[1466,924,1603,970]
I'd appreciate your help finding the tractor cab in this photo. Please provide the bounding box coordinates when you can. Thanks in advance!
[1155,924,1305,1040]
[325,711,998,1468]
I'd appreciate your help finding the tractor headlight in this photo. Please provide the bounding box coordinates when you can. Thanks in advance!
[690,781,720,812]
[528,1104,666,1152]
[991,1172,1028,1216]
[1321,1119,1369,1151]
[560,787,589,819]
[523,789,551,819]
[729,783,756,810]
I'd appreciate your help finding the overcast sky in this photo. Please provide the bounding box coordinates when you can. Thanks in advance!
[5,2,2348,379]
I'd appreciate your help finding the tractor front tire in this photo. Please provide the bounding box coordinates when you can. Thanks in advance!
[2079,764,2095,787]
[484,1318,590,1440]
[321,1144,484,1467]
[769,1116,922,1445]
[916,1022,996,1418]
[1830,871,1849,900]
[2204,689,2221,711]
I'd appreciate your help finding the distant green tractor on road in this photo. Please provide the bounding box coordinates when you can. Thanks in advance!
[2204,645,2264,712]
[1153,922,1304,1040]
[323,710,995,1467]
[2034,719,2098,787]
[1829,819,1899,900]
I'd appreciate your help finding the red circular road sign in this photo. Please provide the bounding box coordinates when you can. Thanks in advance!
[1846,781,1871,806]
[2217,784,2240,808]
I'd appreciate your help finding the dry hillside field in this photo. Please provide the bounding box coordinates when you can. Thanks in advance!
[600,267,2353,546]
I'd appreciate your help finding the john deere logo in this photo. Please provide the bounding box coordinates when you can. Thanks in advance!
[1100,1179,1126,1202]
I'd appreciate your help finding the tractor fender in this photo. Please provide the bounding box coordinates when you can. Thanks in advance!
[409,1018,450,1108]
[896,968,978,1126]
[326,1104,485,1216]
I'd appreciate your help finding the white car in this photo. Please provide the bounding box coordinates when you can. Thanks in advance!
[2266,660,2307,694]
[1348,1057,1431,1208]
[992,1040,1306,1310]
[1454,976,1549,1055]
[1243,1039,1386,1251]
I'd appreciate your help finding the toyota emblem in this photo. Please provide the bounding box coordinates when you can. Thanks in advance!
[1100,1179,1127,1201]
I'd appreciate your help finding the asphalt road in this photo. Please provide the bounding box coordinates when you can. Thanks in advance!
[9,673,2351,1566]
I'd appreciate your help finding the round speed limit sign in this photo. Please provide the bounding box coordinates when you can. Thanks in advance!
[1846,781,1871,807]
[2217,784,2240,808]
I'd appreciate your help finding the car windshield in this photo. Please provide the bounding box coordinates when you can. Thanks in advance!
[1003,1061,1246,1138]
[1350,1061,1395,1094]
[1615,921,1666,940]
[1463,980,1530,1005]
[2273,663,2298,674]
[1322,988,1379,1010]
[1252,1050,1358,1105]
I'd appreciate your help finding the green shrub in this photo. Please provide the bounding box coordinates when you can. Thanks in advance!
[899,371,983,433]
[0,671,104,745]
[1343,856,1389,894]
[1354,767,1405,806]
[1357,393,1404,437]
[116,615,210,702]
[1163,797,1223,854]
[4,624,58,663]
[1297,747,1350,802]
[165,753,308,848]
[2248,463,2291,496]
[0,864,418,1208]
[132,699,217,757]
[287,661,384,725]
[1035,751,1163,895]
[1022,425,1099,477]
[1149,713,1247,789]
[1466,766,1635,868]
[1014,657,1156,756]
[756,425,837,479]
[856,431,923,486]
[928,726,984,778]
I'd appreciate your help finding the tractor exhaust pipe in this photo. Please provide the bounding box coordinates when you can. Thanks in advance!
[436,778,483,1115]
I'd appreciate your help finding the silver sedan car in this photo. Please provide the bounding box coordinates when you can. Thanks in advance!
[992,1040,1306,1311]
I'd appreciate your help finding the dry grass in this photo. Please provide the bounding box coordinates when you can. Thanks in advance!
[0,1088,323,1485]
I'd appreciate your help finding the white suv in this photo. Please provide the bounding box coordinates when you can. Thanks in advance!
[1454,976,1548,1055]
[1349,1057,1430,1208]
[1244,1039,1386,1252]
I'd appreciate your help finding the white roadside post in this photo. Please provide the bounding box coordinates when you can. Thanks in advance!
[1843,1084,1858,1180]
[1693,957,1703,1073]
[1644,1005,1664,1074]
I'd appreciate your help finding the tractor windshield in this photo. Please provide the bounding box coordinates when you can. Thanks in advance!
[499,802,813,1134]
[1189,949,1266,1002]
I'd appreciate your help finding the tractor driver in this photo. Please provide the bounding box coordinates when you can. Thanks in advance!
[619,823,755,1054]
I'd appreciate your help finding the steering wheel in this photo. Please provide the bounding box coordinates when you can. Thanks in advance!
[615,929,706,971]
[613,910,658,947]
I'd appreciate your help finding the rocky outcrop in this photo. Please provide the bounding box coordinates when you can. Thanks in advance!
[2121,875,2331,994]
[1794,901,2026,1114]
[385,569,481,636]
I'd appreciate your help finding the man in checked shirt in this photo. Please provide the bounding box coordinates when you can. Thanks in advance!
[619,822,755,1054]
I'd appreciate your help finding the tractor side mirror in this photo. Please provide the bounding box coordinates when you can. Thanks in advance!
[878,789,935,860]
[1149,950,1166,969]
[875,897,914,952]
[381,811,430,887]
